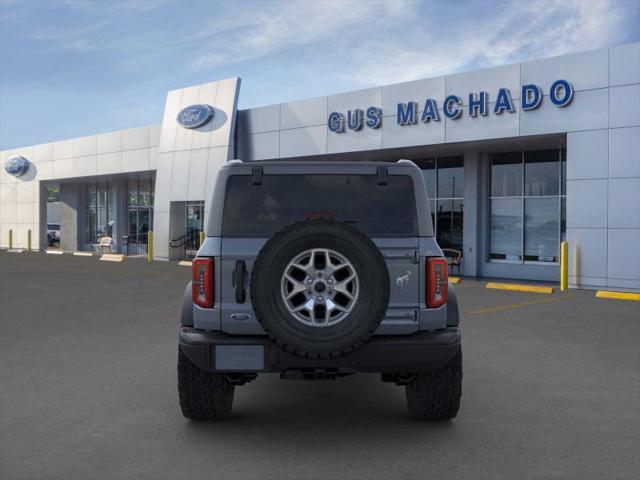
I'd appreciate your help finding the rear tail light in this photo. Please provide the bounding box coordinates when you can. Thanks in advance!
[192,257,214,308]
[427,257,448,308]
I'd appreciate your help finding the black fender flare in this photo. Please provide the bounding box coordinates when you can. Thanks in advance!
[446,284,460,326]
[180,282,194,327]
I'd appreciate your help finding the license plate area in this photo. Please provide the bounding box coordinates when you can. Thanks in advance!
[215,345,265,371]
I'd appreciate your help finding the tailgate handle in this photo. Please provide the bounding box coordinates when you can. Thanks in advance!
[233,260,247,304]
[384,251,419,263]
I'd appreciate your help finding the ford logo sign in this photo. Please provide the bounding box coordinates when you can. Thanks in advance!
[5,156,30,177]
[176,104,214,129]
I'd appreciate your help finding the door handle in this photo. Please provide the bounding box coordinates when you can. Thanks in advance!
[233,260,246,304]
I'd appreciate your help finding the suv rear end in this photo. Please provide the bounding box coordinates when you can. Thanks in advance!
[178,160,461,420]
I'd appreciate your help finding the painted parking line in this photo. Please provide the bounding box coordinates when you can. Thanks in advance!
[178,260,192,267]
[595,290,640,302]
[73,251,94,257]
[100,253,125,262]
[485,282,554,294]
[471,295,568,315]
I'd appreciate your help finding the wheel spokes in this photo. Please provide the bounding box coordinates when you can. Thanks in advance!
[326,298,348,313]
[281,248,358,327]
[333,273,356,301]
[285,281,307,300]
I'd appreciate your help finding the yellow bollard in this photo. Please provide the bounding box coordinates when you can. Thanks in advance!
[8,229,12,250]
[147,231,153,262]
[560,241,568,292]
[28,229,32,252]
[199,231,205,248]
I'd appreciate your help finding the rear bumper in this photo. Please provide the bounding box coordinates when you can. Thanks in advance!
[179,327,461,374]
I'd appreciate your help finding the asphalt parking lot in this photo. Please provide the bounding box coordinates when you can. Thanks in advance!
[0,251,638,480]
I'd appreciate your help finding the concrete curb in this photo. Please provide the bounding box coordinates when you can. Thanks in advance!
[100,254,125,262]
[595,290,640,302]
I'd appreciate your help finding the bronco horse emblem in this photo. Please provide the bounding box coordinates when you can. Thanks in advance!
[396,270,411,288]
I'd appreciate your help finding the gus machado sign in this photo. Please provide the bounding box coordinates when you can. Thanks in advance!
[327,79,573,133]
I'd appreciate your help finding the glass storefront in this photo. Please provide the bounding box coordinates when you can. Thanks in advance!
[126,178,154,256]
[489,149,566,263]
[81,176,155,254]
[418,157,464,251]
[46,185,61,248]
[86,182,113,247]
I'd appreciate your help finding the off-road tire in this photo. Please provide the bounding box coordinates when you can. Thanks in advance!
[251,219,390,359]
[405,347,462,420]
[178,347,235,420]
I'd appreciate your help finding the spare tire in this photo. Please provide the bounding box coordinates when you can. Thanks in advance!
[251,219,389,358]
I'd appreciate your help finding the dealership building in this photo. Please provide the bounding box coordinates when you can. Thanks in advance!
[1,42,639,291]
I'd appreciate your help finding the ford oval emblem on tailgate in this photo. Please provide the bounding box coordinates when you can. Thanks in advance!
[230,313,251,321]
[176,104,214,129]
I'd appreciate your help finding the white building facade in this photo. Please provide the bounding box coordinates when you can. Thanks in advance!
[1,43,639,291]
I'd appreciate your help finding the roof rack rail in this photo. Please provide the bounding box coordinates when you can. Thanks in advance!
[397,159,417,166]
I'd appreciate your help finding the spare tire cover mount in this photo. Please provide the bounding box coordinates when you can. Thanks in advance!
[250,219,390,358]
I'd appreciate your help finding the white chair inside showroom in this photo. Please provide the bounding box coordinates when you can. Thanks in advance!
[95,236,113,254]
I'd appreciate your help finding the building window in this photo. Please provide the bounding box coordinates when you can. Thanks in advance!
[46,185,60,202]
[419,157,464,251]
[489,149,566,263]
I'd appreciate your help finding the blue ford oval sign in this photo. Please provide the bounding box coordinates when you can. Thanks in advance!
[5,156,30,177]
[176,104,214,129]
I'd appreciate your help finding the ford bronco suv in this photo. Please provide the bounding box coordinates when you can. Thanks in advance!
[178,160,462,421]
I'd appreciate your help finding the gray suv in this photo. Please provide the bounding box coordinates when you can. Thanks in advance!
[178,160,462,420]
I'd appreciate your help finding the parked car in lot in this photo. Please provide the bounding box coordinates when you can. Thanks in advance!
[178,159,462,421]
[47,223,60,246]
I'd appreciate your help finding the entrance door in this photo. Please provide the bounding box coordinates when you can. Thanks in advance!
[125,178,154,256]
[126,208,150,256]
[185,202,204,259]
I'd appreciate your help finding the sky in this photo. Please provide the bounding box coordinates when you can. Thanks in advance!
[1,0,639,150]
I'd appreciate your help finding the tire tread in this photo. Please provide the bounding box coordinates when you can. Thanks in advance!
[406,348,462,421]
[178,348,234,420]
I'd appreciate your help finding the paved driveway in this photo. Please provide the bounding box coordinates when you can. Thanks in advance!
[1,252,638,480]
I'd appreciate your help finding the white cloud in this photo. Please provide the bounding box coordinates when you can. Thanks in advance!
[189,1,409,70]
[329,0,628,88]
[11,0,631,79]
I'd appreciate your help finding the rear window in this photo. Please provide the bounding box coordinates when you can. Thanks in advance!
[222,174,417,237]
